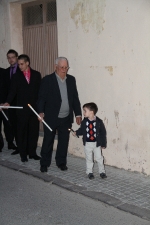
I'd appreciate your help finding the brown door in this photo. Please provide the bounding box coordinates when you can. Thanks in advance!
[22,0,58,77]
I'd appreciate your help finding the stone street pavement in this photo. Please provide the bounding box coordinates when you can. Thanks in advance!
[0,142,150,221]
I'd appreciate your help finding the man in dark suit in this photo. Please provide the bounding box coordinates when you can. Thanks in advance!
[5,49,21,154]
[37,57,82,172]
[0,67,16,152]
[4,54,41,162]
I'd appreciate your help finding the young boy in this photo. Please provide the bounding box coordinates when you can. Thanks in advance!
[72,102,107,179]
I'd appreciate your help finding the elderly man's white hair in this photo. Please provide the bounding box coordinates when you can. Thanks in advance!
[55,57,69,65]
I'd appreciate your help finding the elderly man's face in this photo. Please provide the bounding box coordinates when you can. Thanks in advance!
[55,60,69,78]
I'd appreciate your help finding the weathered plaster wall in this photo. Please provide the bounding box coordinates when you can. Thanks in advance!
[0,0,11,67]
[0,0,150,175]
[0,0,34,68]
[9,2,23,55]
[57,0,150,175]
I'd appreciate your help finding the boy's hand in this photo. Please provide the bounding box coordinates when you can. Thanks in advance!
[101,147,106,149]
[72,131,77,137]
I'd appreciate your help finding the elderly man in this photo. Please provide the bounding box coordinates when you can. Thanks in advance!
[38,57,82,172]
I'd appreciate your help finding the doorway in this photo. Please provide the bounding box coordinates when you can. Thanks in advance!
[22,0,58,77]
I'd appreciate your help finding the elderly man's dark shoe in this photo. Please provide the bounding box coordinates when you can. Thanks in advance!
[40,166,47,172]
[58,164,68,171]
[21,157,28,162]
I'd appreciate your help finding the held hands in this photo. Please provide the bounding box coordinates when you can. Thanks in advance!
[71,131,77,137]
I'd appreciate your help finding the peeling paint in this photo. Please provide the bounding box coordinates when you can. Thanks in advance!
[105,66,113,75]
[69,0,106,34]
[103,117,108,127]
[114,110,119,128]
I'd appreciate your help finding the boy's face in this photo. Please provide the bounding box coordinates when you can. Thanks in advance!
[83,107,94,118]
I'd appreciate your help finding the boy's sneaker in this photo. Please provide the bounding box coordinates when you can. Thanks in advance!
[100,173,107,179]
[88,173,95,179]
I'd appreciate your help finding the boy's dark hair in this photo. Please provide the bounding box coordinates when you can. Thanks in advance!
[7,49,18,57]
[83,102,98,115]
[18,54,30,65]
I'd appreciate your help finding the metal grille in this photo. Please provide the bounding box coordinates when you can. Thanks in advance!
[23,4,43,26]
[47,1,57,22]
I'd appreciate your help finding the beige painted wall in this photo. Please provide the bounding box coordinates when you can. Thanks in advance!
[57,0,150,175]
[0,0,150,174]
[0,0,35,67]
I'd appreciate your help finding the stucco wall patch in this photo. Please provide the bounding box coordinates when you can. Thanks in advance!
[105,66,113,75]
[69,0,106,34]
[114,110,119,128]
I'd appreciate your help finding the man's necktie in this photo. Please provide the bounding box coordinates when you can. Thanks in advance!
[10,66,14,78]
[25,72,30,84]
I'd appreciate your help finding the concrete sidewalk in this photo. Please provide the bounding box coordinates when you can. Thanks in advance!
[0,142,150,221]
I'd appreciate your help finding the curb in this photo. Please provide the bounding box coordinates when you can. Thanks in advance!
[0,158,150,221]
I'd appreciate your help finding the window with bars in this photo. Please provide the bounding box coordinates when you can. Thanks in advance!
[23,1,57,27]
[47,1,57,22]
[23,4,43,26]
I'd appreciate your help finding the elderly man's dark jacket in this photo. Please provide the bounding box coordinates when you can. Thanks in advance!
[76,117,107,148]
[37,72,81,129]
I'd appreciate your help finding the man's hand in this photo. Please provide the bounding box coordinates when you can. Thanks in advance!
[38,113,44,122]
[76,116,82,125]
[1,103,10,110]
[0,103,3,111]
